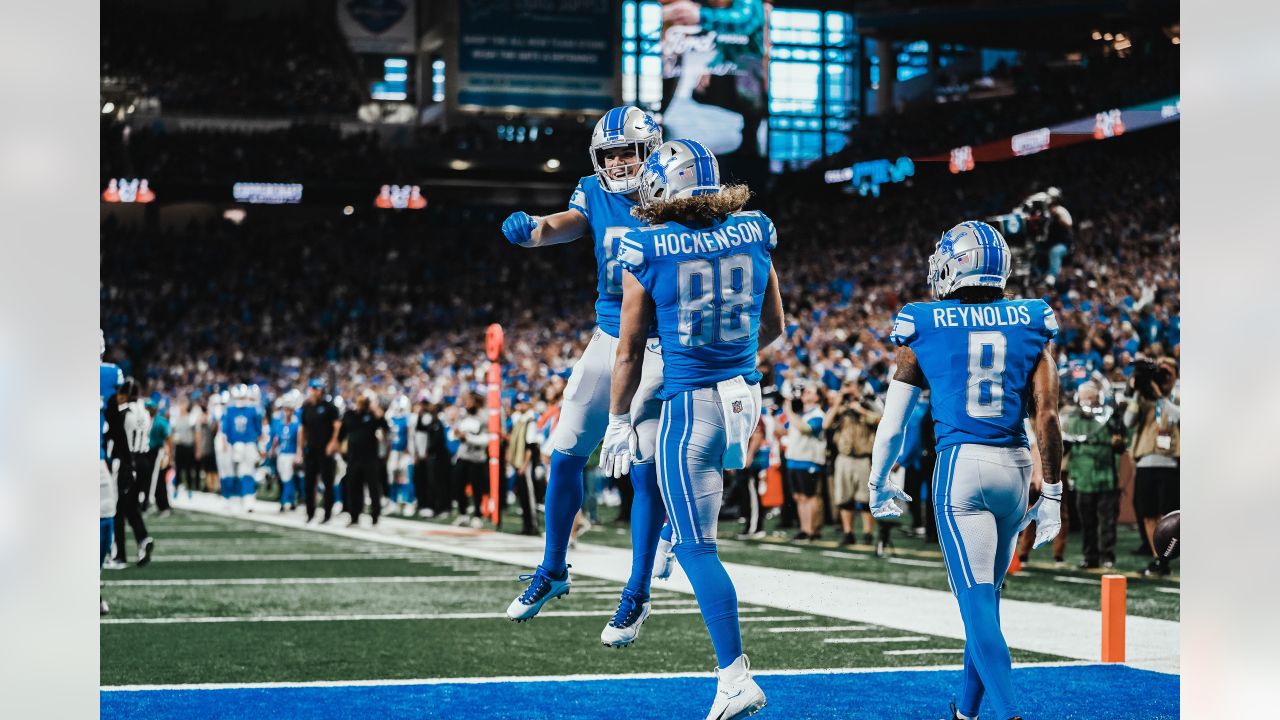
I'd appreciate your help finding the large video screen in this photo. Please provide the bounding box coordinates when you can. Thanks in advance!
[660,0,769,162]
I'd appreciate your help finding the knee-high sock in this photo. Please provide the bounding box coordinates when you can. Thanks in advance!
[541,450,588,574]
[673,541,742,668]
[242,475,256,499]
[220,476,232,498]
[958,586,1003,716]
[624,463,665,598]
[659,521,673,543]
[955,583,1016,719]
[99,518,115,567]
[280,479,294,506]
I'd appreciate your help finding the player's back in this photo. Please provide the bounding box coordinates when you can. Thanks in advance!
[890,297,1058,451]
[224,406,259,444]
[390,415,409,451]
[618,210,777,398]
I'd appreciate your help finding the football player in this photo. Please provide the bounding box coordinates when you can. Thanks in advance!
[100,330,126,609]
[223,384,265,511]
[603,139,783,720]
[386,395,414,516]
[867,221,1062,720]
[500,106,671,646]
[270,389,302,511]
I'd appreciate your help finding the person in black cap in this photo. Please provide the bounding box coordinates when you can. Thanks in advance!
[339,389,389,526]
[298,377,341,523]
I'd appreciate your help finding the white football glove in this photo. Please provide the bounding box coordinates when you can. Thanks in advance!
[869,475,912,519]
[600,413,637,479]
[1019,481,1063,549]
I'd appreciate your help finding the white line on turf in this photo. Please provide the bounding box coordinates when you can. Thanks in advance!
[153,553,436,562]
[823,636,930,644]
[738,615,814,623]
[885,558,944,568]
[1156,587,1180,595]
[755,544,803,554]
[819,550,871,561]
[766,626,870,633]
[102,660,1100,692]
[883,649,966,656]
[102,575,514,587]
[1053,576,1102,585]
[102,607,767,625]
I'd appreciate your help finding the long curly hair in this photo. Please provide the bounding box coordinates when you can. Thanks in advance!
[632,184,752,226]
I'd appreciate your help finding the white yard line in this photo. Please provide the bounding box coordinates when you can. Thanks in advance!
[1054,576,1102,585]
[102,607,766,626]
[883,648,966,656]
[152,553,435,562]
[739,615,815,623]
[824,636,931,644]
[766,626,870,633]
[102,660,1099,692]
[886,557,944,568]
[1156,587,1180,595]
[103,575,514,587]
[167,493,1181,674]
[819,550,871,561]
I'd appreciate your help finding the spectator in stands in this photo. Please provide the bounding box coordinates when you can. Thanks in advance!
[1063,381,1126,569]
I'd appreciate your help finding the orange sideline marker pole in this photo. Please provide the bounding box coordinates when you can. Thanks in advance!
[1008,554,1022,575]
[1101,574,1127,662]
[485,324,505,526]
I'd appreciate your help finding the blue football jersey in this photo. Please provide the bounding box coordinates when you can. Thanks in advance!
[389,415,409,452]
[100,362,123,460]
[617,210,777,399]
[271,416,300,454]
[568,175,646,337]
[890,298,1058,451]
[222,406,262,444]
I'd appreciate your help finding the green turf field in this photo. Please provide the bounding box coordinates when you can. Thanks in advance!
[101,508,1065,687]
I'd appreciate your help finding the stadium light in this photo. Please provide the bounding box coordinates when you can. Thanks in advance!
[1091,31,1102,41]
[102,102,115,114]
[1103,32,1113,41]
[449,159,472,171]
[343,205,354,216]
[545,158,561,170]
[1172,36,1180,45]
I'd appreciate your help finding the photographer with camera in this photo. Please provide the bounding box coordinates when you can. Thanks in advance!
[827,380,882,548]
[1124,356,1180,577]
[1016,186,1074,283]
[1063,381,1126,569]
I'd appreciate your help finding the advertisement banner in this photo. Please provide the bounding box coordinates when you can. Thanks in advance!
[661,0,769,160]
[457,0,617,112]
[338,0,416,55]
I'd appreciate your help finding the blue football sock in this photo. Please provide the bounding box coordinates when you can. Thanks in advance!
[100,518,115,566]
[955,583,1016,719]
[673,541,742,668]
[242,476,256,499]
[219,477,231,498]
[541,450,588,574]
[659,520,673,543]
[624,463,665,599]
[280,479,293,506]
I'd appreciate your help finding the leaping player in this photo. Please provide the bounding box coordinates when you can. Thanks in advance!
[867,221,1063,720]
[500,106,669,648]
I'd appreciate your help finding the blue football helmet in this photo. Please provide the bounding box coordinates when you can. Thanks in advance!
[590,106,663,194]
[927,220,1013,299]
[636,139,721,209]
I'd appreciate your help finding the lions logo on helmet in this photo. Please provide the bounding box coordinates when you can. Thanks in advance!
[636,139,722,208]
[590,106,663,194]
[927,220,1012,299]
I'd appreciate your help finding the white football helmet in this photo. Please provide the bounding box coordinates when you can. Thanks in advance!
[390,394,411,417]
[927,220,1012,299]
[636,139,721,208]
[230,383,252,406]
[590,106,663,194]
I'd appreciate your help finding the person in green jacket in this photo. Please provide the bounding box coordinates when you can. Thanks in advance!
[1063,382,1126,569]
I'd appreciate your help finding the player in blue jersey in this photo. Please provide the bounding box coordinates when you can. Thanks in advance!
[100,330,127,612]
[500,106,673,648]
[270,390,302,512]
[222,384,265,511]
[603,139,783,720]
[386,395,414,516]
[867,220,1063,720]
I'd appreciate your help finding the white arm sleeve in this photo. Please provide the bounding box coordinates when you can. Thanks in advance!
[868,380,923,486]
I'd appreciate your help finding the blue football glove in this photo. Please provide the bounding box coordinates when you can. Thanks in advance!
[1019,481,1063,549]
[502,212,539,247]
[869,474,912,519]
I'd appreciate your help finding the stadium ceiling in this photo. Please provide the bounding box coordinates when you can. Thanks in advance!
[826,0,1177,51]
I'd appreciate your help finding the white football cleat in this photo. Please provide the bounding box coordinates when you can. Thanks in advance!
[600,592,651,648]
[506,565,571,622]
[705,655,766,720]
[102,558,127,570]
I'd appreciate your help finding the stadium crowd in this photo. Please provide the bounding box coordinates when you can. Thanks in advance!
[101,121,1179,575]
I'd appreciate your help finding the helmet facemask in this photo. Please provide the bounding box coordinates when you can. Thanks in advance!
[592,138,658,194]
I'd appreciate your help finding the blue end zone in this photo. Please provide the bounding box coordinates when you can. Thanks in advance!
[102,664,1177,719]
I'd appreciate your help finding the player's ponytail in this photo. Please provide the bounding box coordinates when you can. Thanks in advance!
[633,184,752,226]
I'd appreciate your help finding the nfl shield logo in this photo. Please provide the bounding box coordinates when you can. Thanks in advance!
[732,400,743,413]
